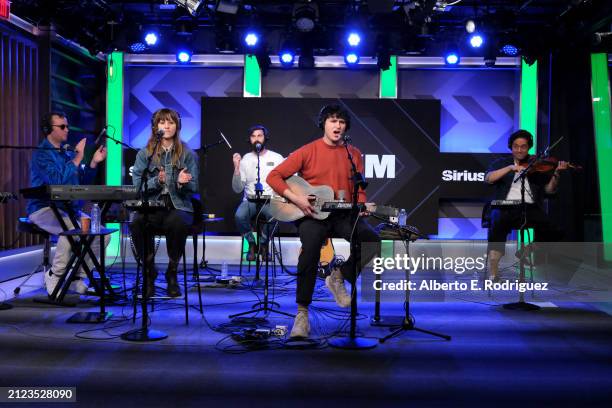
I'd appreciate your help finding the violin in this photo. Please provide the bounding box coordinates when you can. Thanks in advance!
[518,156,582,175]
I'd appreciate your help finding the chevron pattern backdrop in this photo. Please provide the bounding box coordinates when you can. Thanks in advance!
[124,65,519,239]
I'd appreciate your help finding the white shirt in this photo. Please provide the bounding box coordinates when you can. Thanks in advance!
[236,150,284,200]
[505,173,535,203]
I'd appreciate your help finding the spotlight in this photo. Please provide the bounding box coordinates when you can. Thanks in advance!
[216,0,240,14]
[345,52,360,65]
[347,32,361,47]
[144,32,158,46]
[244,32,259,47]
[469,34,484,48]
[466,20,476,34]
[293,3,318,33]
[129,42,146,53]
[279,51,295,67]
[501,44,519,56]
[173,0,205,17]
[176,50,192,63]
[445,52,459,65]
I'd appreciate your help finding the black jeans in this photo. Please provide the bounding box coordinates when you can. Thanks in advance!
[487,205,561,255]
[129,208,193,263]
[295,213,380,306]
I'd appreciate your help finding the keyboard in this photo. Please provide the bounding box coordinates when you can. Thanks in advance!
[21,185,139,201]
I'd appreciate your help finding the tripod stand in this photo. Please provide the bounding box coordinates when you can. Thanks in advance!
[378,223,451,343]
[228,190,293,319]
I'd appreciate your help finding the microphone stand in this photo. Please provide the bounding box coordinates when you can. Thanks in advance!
[121,134,167,341]
[502,139,558,311]
[196,136,230,274]
[329,137,377,350]
[253,146,265,284]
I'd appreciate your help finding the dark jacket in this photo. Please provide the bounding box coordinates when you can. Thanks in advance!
[486,156,553,205]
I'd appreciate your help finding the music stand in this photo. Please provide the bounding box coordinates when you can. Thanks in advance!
[377,222,451,343]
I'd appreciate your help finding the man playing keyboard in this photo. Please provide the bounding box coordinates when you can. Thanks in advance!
[484,130,568,282]
[27,112,109,296]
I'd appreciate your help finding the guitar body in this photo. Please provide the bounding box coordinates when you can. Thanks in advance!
[270,176,335,222]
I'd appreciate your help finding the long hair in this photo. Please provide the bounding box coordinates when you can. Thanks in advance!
[145,108,184,166]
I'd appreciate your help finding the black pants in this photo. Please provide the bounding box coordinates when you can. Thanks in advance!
[487,205,560,255]
[295,213,380,306]
[129,208,193,263]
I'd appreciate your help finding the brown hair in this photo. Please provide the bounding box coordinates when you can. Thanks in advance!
[145,108,184,166]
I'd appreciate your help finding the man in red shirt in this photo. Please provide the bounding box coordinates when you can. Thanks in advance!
[267,105,380,338]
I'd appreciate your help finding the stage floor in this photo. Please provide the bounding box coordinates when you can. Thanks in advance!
[0,264,611,407]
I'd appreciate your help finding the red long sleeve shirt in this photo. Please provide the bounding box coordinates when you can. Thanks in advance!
[267,138,367,203]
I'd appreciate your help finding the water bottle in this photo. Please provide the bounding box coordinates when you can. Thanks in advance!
[398,208,407,226]
[221,261,228,278]
[91,203,101,233]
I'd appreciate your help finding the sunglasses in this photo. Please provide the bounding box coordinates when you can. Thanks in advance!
[52,124,70,130]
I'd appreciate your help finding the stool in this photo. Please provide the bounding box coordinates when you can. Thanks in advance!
[238,217,280,278]
[15,217,52,296]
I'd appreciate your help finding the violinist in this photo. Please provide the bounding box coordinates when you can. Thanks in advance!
[484,130,569,282]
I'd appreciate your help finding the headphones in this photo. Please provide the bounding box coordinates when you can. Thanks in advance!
[317,105,351,131]
[247,124,269,143]
[40,111,67,136]
[507,129,534,149]
[151,108,182,131]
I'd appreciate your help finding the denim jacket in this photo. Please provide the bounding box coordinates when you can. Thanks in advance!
[27,138,97,215]
[132,145,199,212]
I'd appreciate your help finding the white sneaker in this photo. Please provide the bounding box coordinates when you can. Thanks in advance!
[69,278,89,295]
[290,310,310,338]
[325,268,351,308]
[44,271,61,296]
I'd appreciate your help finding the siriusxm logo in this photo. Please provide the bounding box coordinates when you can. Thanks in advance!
[365,155,395,179]
[441,170,485,182]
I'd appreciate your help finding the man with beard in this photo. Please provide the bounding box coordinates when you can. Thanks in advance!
[232,125,284,261]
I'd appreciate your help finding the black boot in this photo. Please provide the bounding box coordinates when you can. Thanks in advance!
[165,260,181,298]
[144,255,157,299]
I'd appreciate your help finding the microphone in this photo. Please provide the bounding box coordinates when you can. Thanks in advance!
[219,130,232,149]
[255,143,262,153]
[343,134,352,143]
[61,144,76,152]
[94,126,108,145]
[155,129,165,139]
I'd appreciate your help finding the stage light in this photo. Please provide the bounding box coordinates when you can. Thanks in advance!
[344,52,360,65]
[501,44,519,56]
[176,50,192,63]
[469,34,483,48]
[144,32,158,46]
[445,52,459,65]
[173,0,205,17]
[466,19,476,34]
[244,32,259,47]
[216,0,240,14]
[293,3,318,33]
[347,32,361,47]
[280,51,295,67]
[129,42,146,53]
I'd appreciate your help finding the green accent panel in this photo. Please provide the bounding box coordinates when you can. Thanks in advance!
[520,60,538,154]
[105,51,124,257]
[379,56,397,98]
[590,53,612,259]
[381,240,394,258]
[243,55,261,97]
